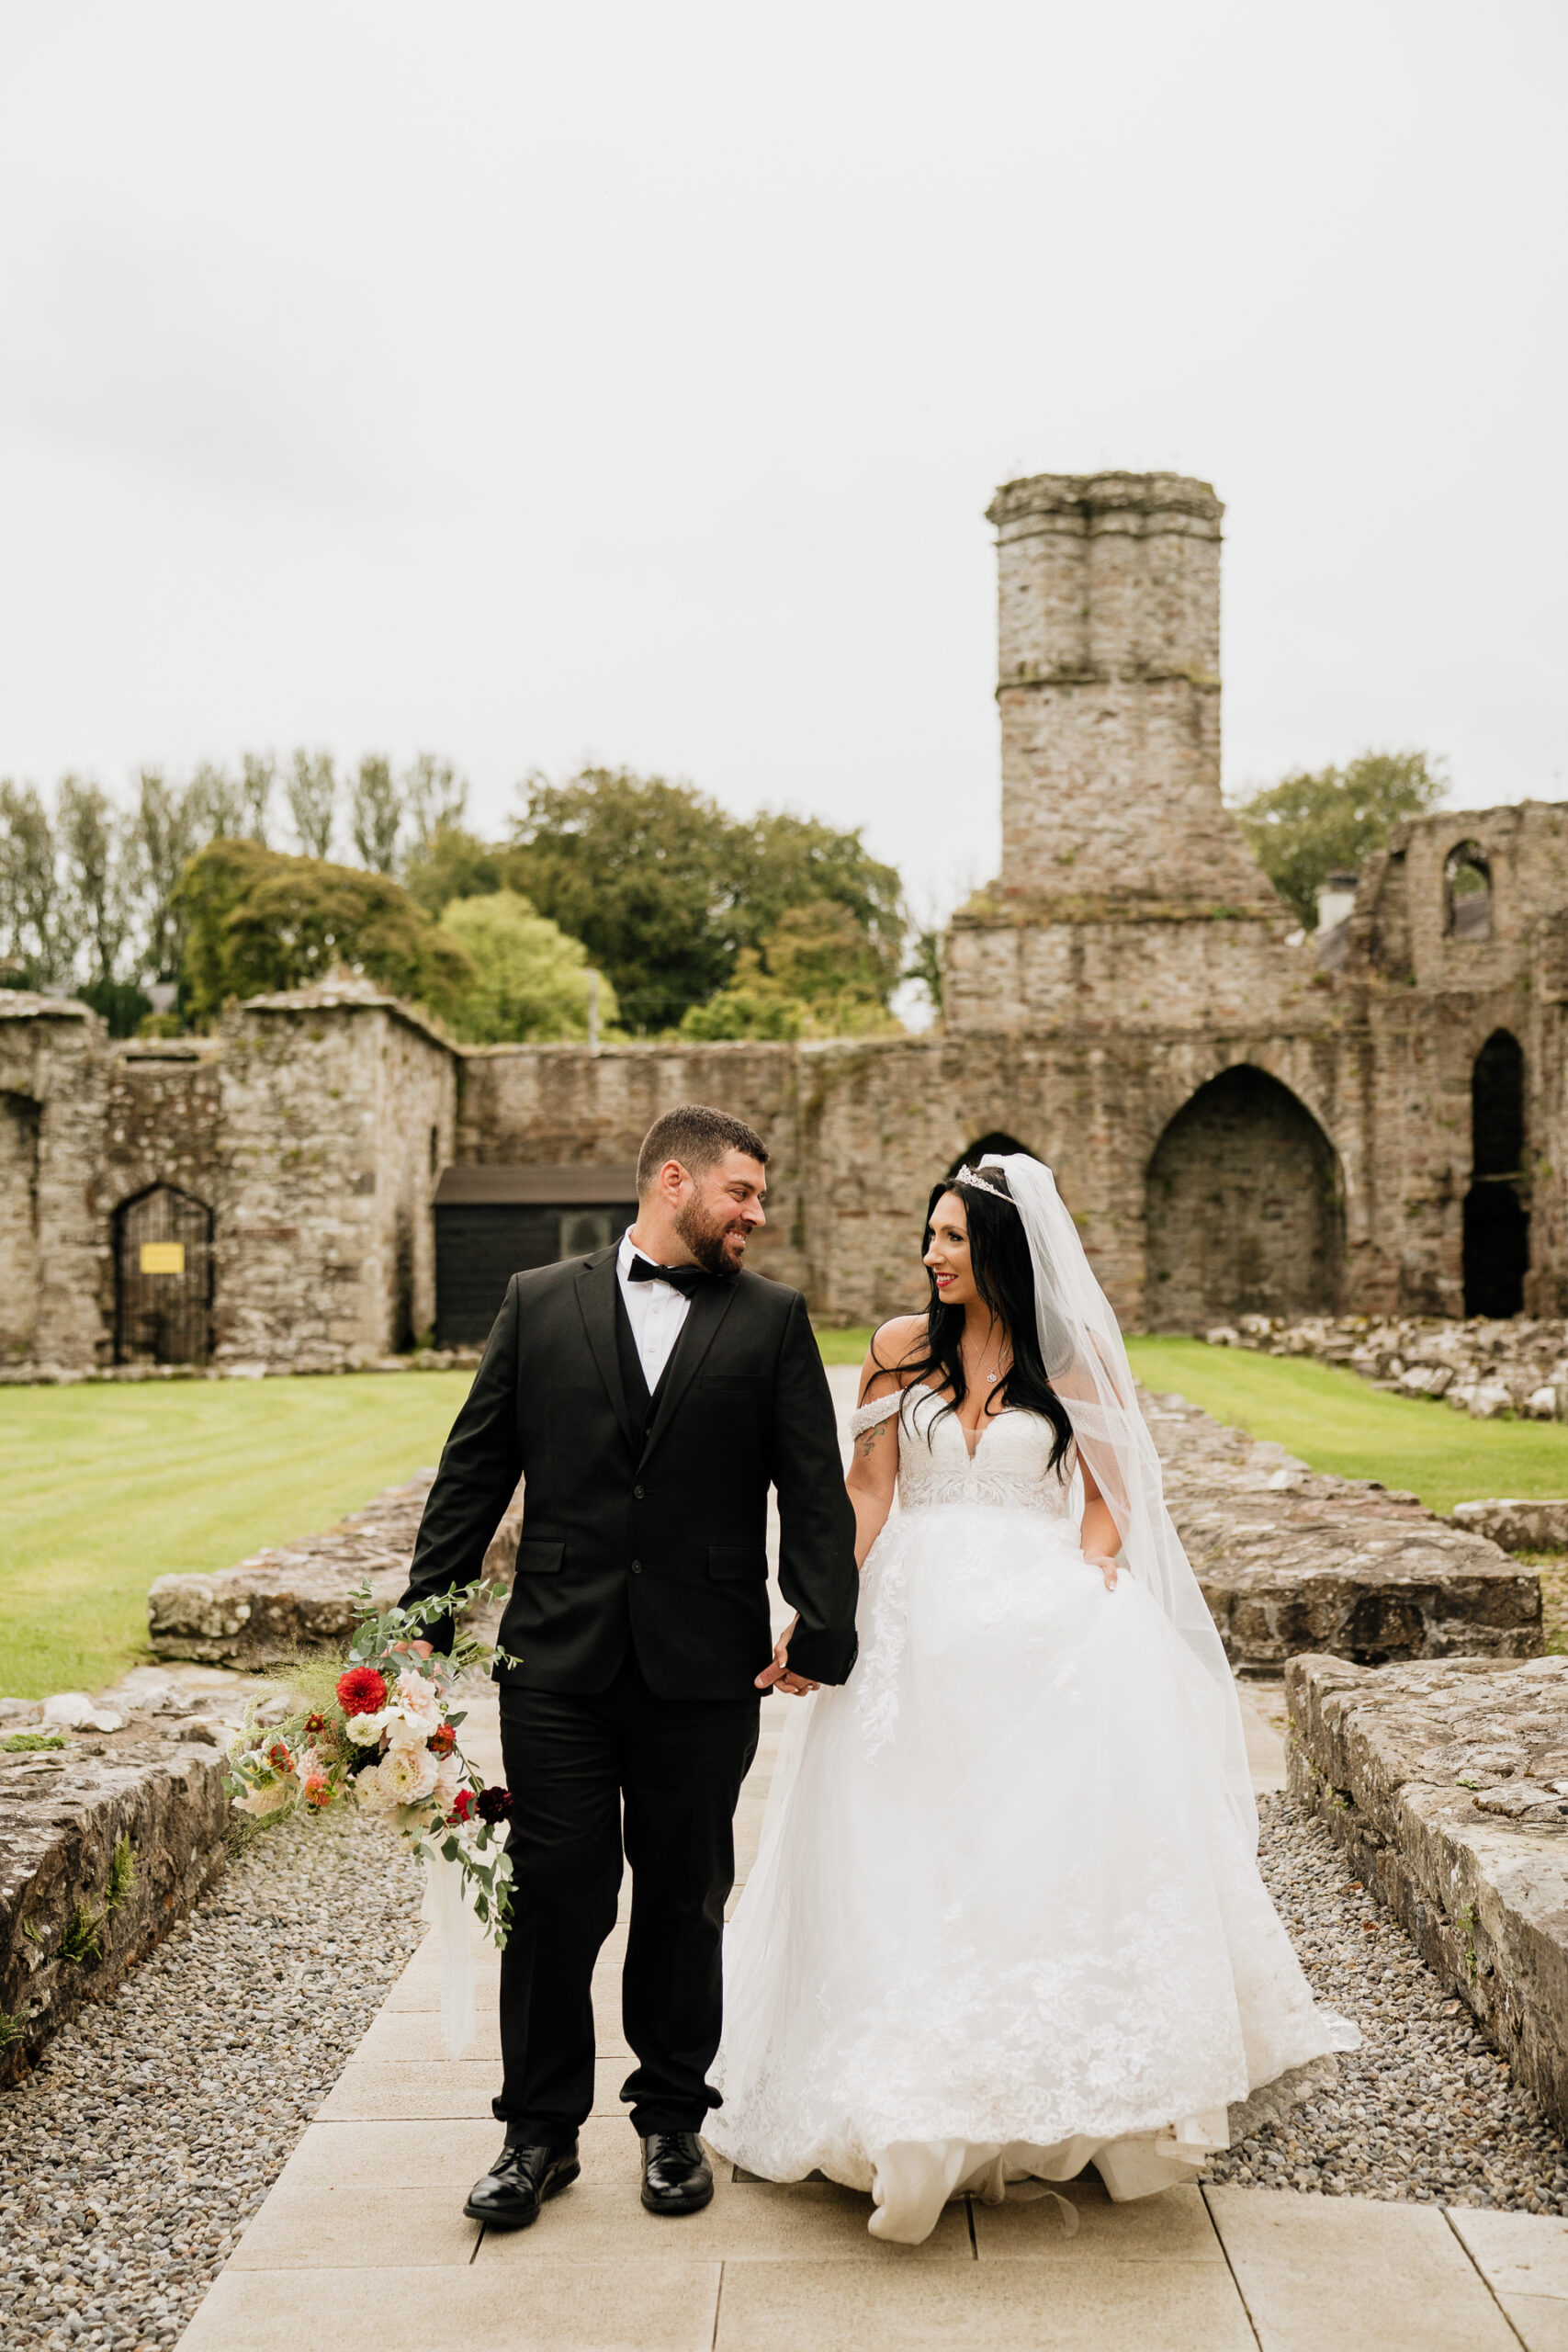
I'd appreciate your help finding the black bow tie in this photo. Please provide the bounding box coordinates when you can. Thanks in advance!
[627,1256,706,1296]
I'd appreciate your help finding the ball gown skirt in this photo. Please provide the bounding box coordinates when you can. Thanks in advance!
[707,1385,1354,2245]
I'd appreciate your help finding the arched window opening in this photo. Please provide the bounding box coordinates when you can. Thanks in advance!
[1445,842,1492,941]
[1145,1068,1344,1330]
[946,1132,1032,1179]
[115,1184,214,1364]
[1463,1030,1528,1315]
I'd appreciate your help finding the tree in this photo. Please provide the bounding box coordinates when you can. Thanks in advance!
[127,768,205,981]
[509,767,909,1034]
[682,901,900,1042]
[0,780,78,989]
[177,840,474,1023]
[1234,750,1449,929]
[240,752,275,844]
[440,889,617,1043]
[188,762,249,843]
[403,752,468,847]
[402,823,512,916]
[510,769,738,1031]
[351,754,402,873]
[57,776,129,988]
[737,813,905,995]
[286,749,337,860]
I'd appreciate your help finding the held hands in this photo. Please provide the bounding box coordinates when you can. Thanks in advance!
[1084,1552,1120,1592]
[755,1615,820,1697]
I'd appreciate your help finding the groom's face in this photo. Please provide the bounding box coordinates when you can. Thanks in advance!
[673,1150,768,1278]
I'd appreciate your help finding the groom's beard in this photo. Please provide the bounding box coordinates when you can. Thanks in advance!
[674,1194,749,1279]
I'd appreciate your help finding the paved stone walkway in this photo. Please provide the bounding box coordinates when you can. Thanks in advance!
[172,1370,1568,2350]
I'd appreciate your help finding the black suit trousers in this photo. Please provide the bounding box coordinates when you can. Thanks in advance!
[495,1656,761,2138]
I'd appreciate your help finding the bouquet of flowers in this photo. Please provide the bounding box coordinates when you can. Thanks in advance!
[226,1579,513,2054]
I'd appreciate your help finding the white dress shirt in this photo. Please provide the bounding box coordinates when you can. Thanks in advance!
[616,1227,693,1393]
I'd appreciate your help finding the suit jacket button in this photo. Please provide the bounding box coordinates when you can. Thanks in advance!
[633,1486,644,1499]
[630,1559,642,1574]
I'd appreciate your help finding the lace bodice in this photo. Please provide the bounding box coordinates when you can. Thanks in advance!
[850,1380,1075,1516]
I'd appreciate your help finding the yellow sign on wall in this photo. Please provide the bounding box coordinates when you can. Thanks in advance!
[140,1242,186,1275]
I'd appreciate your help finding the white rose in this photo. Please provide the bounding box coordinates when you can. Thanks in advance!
[346,1709,388,1746]
[382,1743,439,1804]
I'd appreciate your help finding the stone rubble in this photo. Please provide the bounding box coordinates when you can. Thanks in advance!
[146,1470,523,1671]
[1206,1311,1568,1420]
[1287,1651,1568,2133]
[0,1805,423,2352]
[1141,1391,1541,1668]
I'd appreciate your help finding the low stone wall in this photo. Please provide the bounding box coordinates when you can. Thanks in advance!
[0,1693,235,2088]
[1145,1391,1542,1667]
[1287,1652,1568,2130]
[147,1472,524,1669]
[1205,1312,1568,1419]
[0,1347,482,1389]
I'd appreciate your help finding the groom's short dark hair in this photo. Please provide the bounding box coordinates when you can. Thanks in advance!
[637,1103,769,1194]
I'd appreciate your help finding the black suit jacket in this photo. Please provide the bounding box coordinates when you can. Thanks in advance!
[399,1249,861,1699]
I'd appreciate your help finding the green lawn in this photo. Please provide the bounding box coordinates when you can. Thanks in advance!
[0,1374,472,1700]
[816,1326,876,1366]
[13,1332,1568,1706]
[1125,1338,1568,1517]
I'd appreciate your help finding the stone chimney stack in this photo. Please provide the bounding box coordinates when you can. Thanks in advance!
[987,471,1271,912]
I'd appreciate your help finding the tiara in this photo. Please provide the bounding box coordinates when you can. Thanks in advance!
[953,1163,1016,1204]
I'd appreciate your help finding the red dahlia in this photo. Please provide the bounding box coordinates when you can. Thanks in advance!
[336,1666,389,1717]
[476,1785,513,1826]
[449,1788,476,1823]
[428,1723,457,1758]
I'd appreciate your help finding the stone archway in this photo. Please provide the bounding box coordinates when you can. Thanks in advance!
[1145,1066,1344,1330]
[946,1130,1032,1179]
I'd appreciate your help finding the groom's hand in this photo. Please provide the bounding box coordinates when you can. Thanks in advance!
[755,1619,818,1696]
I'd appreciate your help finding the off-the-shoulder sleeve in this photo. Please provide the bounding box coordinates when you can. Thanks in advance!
[849,1388,906,1442]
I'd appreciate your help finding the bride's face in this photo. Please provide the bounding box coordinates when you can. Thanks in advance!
[924,1193,978,1307]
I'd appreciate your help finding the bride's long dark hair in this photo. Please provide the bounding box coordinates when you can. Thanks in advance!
[874,1165,1074,1475]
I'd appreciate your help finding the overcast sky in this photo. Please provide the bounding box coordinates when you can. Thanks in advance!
[1,2,1563,913]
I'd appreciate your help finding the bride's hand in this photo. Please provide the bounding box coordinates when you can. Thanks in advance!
[1084,1552,1119,1592]
[755,1617,819,1696]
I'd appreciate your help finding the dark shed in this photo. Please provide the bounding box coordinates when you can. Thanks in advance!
[433,1164,639,1346]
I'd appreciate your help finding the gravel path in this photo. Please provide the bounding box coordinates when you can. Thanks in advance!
[1206,1792,1568,2211]
[0,1811,424,2352]
[6,1783,1567,2352]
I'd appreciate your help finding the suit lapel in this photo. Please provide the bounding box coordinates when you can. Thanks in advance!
[639,1278,738,1469]
[576,1249,637,1453]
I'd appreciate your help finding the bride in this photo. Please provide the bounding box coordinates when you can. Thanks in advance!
[708,1152,1354,2245]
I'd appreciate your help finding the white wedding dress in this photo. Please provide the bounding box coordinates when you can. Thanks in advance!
[708,1379,1355,2244]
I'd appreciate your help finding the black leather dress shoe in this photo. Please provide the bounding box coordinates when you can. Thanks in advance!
[464,2134,580,2228]
[639,2131,714,2215]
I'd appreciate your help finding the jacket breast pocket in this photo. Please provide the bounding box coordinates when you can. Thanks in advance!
[708,1545,767,1581]
[700,1375,765,1396]
[514,1540,565,1575]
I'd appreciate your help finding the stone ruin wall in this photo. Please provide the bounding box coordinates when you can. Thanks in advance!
[6,469,1568,1362]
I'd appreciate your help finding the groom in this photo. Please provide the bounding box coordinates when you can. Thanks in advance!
[399,1102,860,2226]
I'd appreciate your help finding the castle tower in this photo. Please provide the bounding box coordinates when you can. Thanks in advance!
[944,469,1290,1031]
